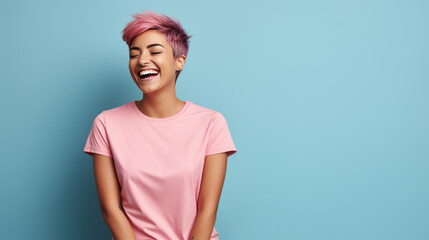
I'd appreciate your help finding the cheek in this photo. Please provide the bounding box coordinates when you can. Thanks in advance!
[129,61,136,72]
[129,63,137,79]
[160,60,174,73]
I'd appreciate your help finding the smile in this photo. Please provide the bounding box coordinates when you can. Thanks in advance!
[140,69,159,78]
[139,71,159,82]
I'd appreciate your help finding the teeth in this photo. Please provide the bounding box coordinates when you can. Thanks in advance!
[139,69,159,77]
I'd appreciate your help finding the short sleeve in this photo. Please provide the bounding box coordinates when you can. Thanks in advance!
[206,112,237,157]
[83,111,113,158]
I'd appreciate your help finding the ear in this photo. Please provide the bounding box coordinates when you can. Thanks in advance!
[176,55,187,71]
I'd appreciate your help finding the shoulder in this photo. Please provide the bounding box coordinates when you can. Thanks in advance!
[188,101,229,127]
[99,101,134,119]
[90,101,135,128]
[188,101,223,119]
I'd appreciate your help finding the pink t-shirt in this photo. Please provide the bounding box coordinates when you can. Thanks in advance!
[83,100,237,240]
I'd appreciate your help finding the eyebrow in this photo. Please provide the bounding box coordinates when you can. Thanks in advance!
[129,43,165,51]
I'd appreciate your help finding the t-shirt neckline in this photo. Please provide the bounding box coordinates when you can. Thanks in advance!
[131,100,191,122]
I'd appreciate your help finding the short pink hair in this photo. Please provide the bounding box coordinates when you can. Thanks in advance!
[121,10,191,59]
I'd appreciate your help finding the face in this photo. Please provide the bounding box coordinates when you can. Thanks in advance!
[128,29,186,94]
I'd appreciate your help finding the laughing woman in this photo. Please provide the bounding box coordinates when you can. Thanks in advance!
[83,10,237,240]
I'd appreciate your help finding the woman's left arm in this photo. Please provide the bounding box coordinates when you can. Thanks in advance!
[189,152,228,240]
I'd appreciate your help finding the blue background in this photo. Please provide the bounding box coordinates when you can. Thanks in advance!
[1,0,428,239]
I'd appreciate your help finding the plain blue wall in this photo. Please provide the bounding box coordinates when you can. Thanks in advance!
[1,0,428,239]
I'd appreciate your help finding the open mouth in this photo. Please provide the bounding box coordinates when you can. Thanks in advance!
[139,69,160,81]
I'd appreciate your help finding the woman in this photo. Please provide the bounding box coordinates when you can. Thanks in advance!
[83,10,237,240]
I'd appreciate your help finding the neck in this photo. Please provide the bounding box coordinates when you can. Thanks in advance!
[137,95,185,119]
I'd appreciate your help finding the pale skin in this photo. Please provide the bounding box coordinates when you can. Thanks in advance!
[92,29,228,240]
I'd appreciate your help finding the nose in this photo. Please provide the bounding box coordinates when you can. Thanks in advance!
[138,51,151,66]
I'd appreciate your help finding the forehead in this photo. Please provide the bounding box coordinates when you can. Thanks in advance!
[130,30,170,49]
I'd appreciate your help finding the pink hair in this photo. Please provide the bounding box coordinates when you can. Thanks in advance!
[121,10,192,81]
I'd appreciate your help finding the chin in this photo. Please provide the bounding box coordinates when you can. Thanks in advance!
[139,83,164,95]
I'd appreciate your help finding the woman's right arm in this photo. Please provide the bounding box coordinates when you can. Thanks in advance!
[92,153,137,240]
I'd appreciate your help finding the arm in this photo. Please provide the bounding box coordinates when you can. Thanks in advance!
[189,152,228,240]
[92,153,137,240]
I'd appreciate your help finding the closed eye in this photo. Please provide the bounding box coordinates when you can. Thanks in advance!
[129,52,161,58]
